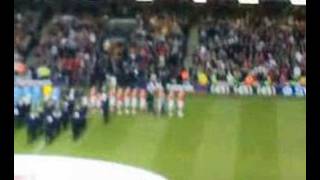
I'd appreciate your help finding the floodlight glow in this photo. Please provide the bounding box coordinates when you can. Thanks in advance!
[193,0,207,3]
[290,0,306,6]
[238,0,259,4]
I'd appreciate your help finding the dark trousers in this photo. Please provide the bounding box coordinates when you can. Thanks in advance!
[45,128,54,144]
[27,127,37,143]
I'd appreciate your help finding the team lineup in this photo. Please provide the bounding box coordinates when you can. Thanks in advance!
[14,81,187,144]
[89,85,186,118]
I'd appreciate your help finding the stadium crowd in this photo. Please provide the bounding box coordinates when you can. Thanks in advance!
[29,15,100,85]
[14,11,40,63]
[193,15,306,88]
[100,13,188,88]
[16,13,189,89]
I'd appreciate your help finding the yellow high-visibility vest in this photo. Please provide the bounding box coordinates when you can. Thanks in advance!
[43,84,53,98]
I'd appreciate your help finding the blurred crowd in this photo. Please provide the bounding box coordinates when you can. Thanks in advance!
[100,14,188,88]
[193,15,306,87]
[15,13,188,89]
[14,11,306,89]
[29,15,101,85]
[14,11,39,63]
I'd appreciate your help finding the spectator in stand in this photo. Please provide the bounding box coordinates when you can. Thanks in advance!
[193,15,306,88]
[14,11,39,63]
[100,13,188,88]
[29,15,101,86]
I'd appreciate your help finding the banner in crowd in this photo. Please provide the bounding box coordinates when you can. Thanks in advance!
[280,84,306,97]
[14,79,52,87]
[166,83,194,92]
[14,79,62,105]
[208,83,305,97]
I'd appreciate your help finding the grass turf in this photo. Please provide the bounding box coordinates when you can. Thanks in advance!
[14,95,306,180]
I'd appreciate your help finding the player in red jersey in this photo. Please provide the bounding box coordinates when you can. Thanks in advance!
[176,89,186,118]
[124,87,131,115]
[130,88,138,115]
[108,87,116,113]
[139,89,147,112]
[89,86,99,108]
[116,87,124,115]
[154,88,165,116]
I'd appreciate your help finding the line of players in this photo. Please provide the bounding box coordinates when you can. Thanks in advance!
[14,90,89,144]
[90,87,186,118]
[14,87,186,143]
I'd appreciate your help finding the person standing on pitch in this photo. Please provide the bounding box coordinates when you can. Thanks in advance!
[80,98,88,128]
[44,113,55,144]
[176,89,186,118]
[101,92,109,123]
[154,88,165,116]
[80,105,87,131]
[116,87,124,115]
[67,88,75,113]
[71,109,82,140]
[44,100,54,117]
[108,87,116,113]
[17,99,28,127]
[26,111,39,143]
[131,88,138,115]
[139,88,147,112]
[14,105,21,128]
[124,87,131,115]
[166,90,175,117]
[52,106,62,135]
[37,107,45,135]
[61,100,70,129]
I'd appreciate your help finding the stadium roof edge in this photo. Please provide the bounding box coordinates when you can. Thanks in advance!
[193,0,207,3]
[136,0,153,2]
[238,0,259,4]
[290,0,306,6]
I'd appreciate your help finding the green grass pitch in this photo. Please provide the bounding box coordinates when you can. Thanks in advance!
[14,95,306,180]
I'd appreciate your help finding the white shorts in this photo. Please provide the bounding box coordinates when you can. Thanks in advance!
[140,99,146,110]
[117,100,123,109]
[89,97,100,108]
[155,99,163,112]
[90,98,96,107]
[177,100,184,109]
[168,100,174,111]
[131,98,138,109]
[124,98,130,108]
[96,100,102,108]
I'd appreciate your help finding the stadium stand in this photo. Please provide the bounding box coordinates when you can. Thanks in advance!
[193,15,306,87]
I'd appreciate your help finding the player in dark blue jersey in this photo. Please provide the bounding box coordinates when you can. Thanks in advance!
[44,100,54,116]
[71,110,82,140]
[44,114,55,144]
[17,100,27,127]
[68,88,76,113]
[61,100,70,129]
[79,96,88,128]
[26,112,40,143]
[101,93,109,123]
[52,107,62,135]
[14,106,21,128]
